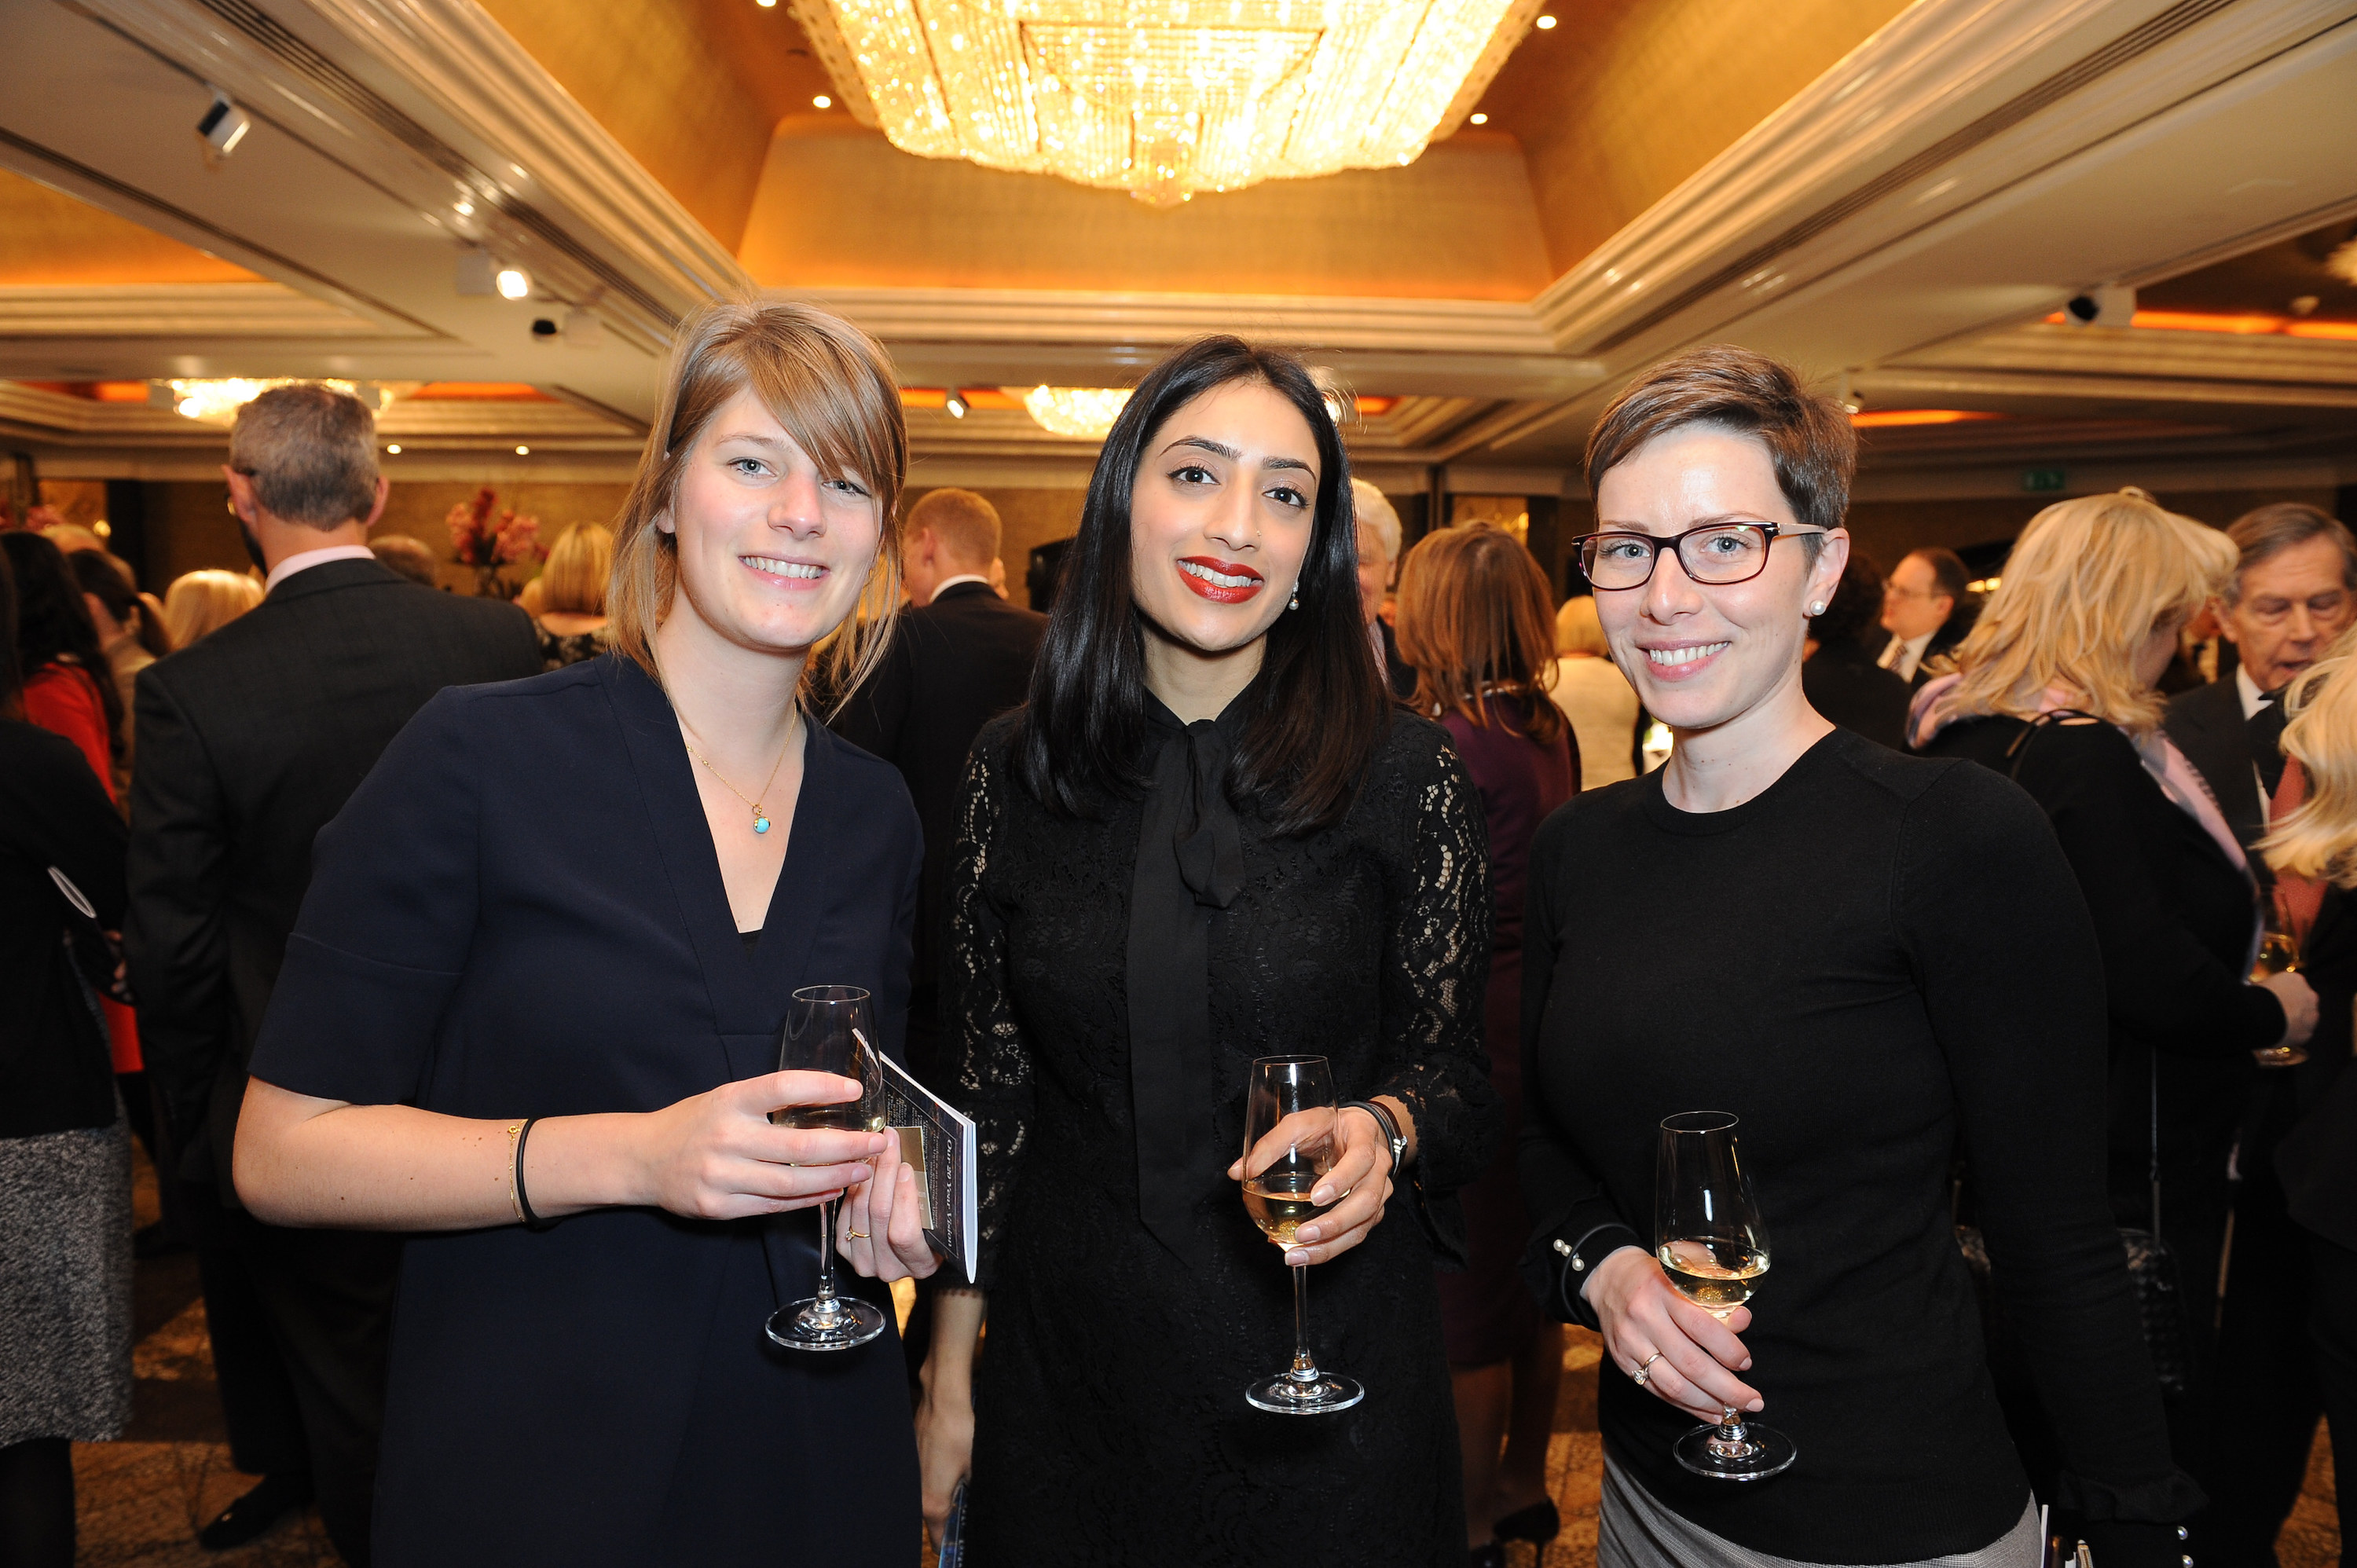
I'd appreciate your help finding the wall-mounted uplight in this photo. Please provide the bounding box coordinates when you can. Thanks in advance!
[814,95,832,109]
[495,267,532,300]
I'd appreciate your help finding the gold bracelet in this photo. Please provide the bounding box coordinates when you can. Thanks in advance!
[504,1122,526,1223]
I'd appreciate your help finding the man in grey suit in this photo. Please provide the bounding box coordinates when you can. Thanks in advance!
[126,385,541,1563]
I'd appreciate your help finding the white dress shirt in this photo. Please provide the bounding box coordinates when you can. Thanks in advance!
[265,544,378,594]
[1878,630,1936,682]
[2236,663,2268,720]
[925,572,992,604]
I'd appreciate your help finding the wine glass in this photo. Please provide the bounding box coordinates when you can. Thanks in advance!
[1240,1056,1365,1415]
[1657,1111,1794,1481]
[2251,909,2308,1069]
[764,985,889,1352]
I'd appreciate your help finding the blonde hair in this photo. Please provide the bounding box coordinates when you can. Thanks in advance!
[2261,627,2357,885]
[163,570,263,646]
[539,523,613,616]
[1938,489,2232,735]
[1555,594,1609,656]
[610,299,905,711]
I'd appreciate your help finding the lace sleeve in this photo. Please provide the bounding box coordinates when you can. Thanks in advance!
[1373,727,1501,1261]
[945,737,1033,1292]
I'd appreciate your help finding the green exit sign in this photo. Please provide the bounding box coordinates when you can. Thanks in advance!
[2022,468,2067,493]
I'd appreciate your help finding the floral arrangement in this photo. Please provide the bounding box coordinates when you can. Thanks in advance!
[444,487,545,599]
[445,486,545,569]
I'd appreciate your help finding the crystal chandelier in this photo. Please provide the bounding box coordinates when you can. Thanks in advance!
[792,0,1538,205]
[167,378,362,423]
[1017,385,1133,438]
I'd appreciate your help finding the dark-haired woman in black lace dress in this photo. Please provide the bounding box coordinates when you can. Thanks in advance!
[915,338,1500,1566]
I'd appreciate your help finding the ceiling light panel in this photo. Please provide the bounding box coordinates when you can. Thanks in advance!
[795,0,1535,205]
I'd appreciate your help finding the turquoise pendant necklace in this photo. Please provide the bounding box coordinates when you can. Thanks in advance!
[679,712,797,837]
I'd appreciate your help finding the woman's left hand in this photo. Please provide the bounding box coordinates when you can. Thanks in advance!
[1226,1103,1402,1266]
[836,1128,941,1282]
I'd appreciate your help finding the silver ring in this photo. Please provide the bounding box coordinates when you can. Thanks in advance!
[1632,1352,1663,1387]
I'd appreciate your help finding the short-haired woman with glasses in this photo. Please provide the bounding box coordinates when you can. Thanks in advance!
[1519,346,2195,1566]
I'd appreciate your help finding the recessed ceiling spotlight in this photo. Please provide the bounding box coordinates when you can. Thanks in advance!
[455,200,474,217]
[944,392,968,419]
[515,445,530,456]
[1534,13,1557,26]
[2290,295,2322,317]
[814,94,832,109]
[496,267,531,299]
[757,0,777,7]
[387,443,402,454]
[1468,112,1488,125]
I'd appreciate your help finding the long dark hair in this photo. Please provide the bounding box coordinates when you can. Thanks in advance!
[68,548,174,660]
[1014,336,1390,833]
[0,532,125,760]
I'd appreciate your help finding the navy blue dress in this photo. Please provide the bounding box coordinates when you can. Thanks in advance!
[248,655,922,1567]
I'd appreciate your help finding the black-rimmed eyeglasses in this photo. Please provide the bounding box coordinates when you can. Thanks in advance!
[1571,522,1831,591]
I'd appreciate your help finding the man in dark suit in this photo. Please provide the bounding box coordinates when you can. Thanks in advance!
[831,486,1046,1090]
[1875,546,1974,687]
[126,384,541,1563]
[2162,501,2357,1566]
[1803,549,1912,750]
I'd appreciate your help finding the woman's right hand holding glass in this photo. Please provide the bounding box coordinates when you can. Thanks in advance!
[2260,969,2319,1049]
[1585,1245,1763,1425]
[627,1070,887,1221]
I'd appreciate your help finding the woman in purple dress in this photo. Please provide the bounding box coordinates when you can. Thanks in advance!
[1395,522,1580,1567]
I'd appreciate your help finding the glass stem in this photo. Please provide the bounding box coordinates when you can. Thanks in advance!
[815,1196,840,1305]
[1289,1263,1316,1380]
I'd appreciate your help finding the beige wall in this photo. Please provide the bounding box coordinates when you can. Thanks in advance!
[0,169,259,286]
[740,119,1553,299]
[1486,0,1911,276]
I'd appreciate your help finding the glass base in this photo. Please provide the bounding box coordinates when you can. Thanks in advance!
[1244,1369,1365,1416]
[1673,1415,1796,1481]
[2254,1044,2309,1069]
[764,1294,886,1353]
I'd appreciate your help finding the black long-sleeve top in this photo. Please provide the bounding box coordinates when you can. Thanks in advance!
[0,719,126,1138]
[1518,727,2190,1563]
[1920,717,2275,1215]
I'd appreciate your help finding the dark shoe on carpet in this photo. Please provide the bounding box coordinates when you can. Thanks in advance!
[1493,1497,1562,1545]
[199,1473,313,1551]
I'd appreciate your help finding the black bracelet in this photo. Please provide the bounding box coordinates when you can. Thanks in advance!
[514,1117,556,1232]
[1341,1099,1406,1173]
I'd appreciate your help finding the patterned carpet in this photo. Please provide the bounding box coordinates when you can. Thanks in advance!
[79,1150,2342,1565]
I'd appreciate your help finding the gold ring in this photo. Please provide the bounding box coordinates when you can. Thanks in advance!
[846,1228,869,1240]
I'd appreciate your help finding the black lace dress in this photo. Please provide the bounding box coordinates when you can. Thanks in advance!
[948,701,1500,1566]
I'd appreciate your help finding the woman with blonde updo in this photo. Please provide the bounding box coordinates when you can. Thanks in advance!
[533,522,614,669]
[163,569,262,647]
[1915,489,2318,1481]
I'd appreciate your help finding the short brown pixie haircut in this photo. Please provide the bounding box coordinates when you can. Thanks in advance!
[1584,344,1857,545]
[610,299,906,707]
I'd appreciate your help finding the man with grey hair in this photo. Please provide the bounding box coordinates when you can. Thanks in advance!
[1351,478,1413,699]
[2161,499,2356,1566]
[127,383,540,1563]
[2166,501,2357,850]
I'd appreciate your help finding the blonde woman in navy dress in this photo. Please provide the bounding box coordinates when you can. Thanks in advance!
[231,301,943,1566]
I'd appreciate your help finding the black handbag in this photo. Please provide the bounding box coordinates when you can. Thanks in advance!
[1954,711,2197,1399]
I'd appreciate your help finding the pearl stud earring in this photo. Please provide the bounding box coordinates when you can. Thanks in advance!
[1809,602,1825,615]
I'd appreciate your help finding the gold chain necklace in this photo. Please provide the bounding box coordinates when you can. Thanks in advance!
[678,710,797,836]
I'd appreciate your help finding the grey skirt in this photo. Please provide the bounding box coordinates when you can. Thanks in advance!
[0,1118,132,1446]
[1600,1456,2040,1568]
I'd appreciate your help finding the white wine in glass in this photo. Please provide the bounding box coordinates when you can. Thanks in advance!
[764,985,889,1353]
[2251,915,2308,1069]
[1241,1056,1364,1416]
[1658,1111,1795,1482]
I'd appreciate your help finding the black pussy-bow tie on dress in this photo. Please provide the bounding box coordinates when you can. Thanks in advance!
[1127,698,1248,1266]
